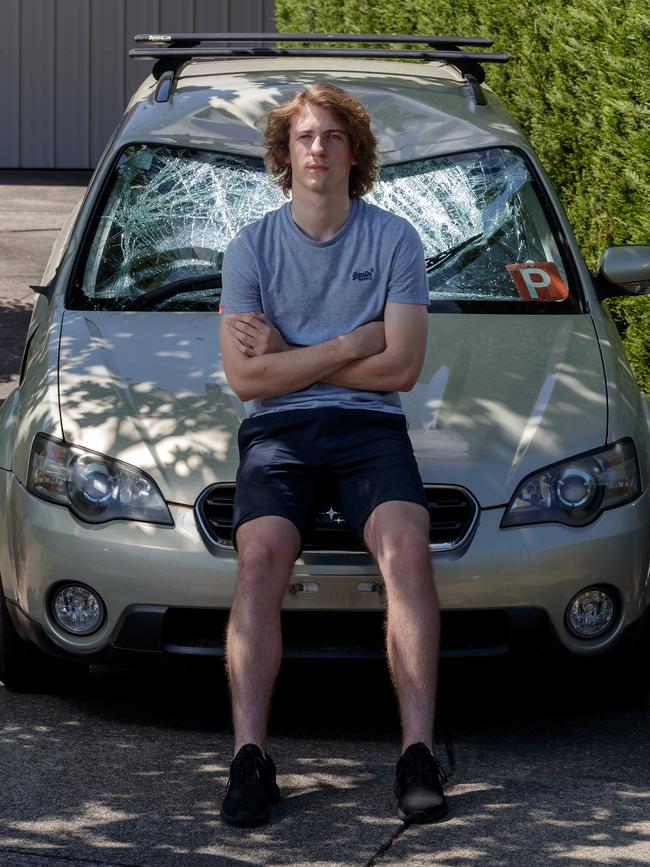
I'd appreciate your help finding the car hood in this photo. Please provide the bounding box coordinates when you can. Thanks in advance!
[404,314,607,504]
[58,311,607,507]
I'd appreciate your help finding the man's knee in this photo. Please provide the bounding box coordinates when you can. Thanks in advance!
[236,516,301,581]
[364,501,430,562]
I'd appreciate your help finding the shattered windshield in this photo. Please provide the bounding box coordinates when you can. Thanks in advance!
[71,144,577,312]
[373,149,575,310]
[73,146,284,311]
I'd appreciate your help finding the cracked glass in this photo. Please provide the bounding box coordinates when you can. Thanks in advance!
[73,144,574,312]
[372,148,572,307]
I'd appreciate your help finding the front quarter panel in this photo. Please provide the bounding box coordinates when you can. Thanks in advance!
[0,391,20,473]
[11,295,65,485]
[591,302,650,487]
[0,295,62,601]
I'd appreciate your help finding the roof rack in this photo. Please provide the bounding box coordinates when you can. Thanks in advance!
[130,33,509,106]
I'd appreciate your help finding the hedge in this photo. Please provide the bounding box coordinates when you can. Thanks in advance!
[275,0,650,392]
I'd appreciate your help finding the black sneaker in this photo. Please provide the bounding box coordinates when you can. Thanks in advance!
[220,743,281,826]
[394,742,448,823]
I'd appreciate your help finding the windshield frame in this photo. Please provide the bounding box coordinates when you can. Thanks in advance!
[66,141,586,315]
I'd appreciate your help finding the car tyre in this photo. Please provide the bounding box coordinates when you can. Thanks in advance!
[0,583,90,693]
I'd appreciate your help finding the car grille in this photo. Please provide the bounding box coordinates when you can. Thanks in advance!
[195,483,478,553]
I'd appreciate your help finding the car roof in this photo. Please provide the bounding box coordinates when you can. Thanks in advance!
[121,58,528,165]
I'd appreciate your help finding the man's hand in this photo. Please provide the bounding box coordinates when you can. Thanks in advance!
[220,313,387,403]
[224,312,290,357]
[322,303,428,392]
[225,312,385,360]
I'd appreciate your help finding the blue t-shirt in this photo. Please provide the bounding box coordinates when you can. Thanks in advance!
[221,197,429,417]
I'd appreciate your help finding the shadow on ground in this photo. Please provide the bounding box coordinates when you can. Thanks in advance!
[0,656,649,866]
[0,301,32,388]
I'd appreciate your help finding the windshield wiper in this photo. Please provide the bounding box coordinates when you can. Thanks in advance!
[122,272,222,311]
[425,233,483,272]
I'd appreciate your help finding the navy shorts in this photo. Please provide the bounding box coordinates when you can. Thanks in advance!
[233,407,428,549]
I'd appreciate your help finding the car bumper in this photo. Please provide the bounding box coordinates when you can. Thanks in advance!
[8,597,563,663]
[3,472,649,660]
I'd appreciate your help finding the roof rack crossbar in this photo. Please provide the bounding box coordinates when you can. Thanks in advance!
[131,47,508,62]
[134,32,495,48]
[131,33,509,97]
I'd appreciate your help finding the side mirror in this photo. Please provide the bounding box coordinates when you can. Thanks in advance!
[30,268,59,300]
[596,246,650,301]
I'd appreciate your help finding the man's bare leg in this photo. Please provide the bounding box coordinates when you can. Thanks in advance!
[226,515,301,753]
[363,500,440,751]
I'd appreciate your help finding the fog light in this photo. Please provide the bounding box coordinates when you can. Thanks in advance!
[566,588,615,638]
[52,585,104,635]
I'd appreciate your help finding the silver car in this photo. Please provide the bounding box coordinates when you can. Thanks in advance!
[1,33,649,691]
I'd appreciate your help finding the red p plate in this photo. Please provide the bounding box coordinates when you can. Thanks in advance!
[506,262,569,301]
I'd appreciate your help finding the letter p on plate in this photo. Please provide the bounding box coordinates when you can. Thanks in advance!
[506,262,569,301]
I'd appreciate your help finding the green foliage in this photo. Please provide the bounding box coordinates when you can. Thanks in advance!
[606,298,650,393]
[276,0,650,390]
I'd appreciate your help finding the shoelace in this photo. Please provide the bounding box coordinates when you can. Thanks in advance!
[399,749,448,788]
[230,752,262,787]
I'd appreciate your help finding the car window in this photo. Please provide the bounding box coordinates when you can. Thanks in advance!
[372,148,578,312]
[71,144,579,313]
[72,145,284,311]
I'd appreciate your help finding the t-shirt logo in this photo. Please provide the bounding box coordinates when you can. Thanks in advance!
[352,268,374,282]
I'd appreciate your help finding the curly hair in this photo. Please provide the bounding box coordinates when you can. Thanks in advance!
[258,84,379,198]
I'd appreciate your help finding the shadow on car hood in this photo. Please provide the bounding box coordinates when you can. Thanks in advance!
[405,314,607,504]
[59,311,242,505]
[58,311,606,507]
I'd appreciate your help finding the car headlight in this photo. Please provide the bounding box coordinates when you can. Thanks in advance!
[501,439,641,528]
[28,434,173,525]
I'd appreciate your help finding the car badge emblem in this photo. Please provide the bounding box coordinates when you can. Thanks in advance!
[321,506,345,524]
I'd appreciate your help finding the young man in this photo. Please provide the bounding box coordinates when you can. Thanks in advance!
[219,84,446,826]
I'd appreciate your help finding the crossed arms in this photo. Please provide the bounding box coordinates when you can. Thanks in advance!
[220,302,428,403]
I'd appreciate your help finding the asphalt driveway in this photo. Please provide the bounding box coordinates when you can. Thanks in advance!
[2,660,650,866]
[0,170,91,403]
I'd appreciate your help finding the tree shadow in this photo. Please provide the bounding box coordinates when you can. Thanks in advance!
[0,659,649,866]
[0,300,32,388]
